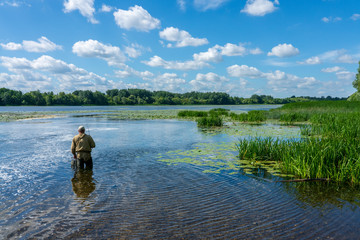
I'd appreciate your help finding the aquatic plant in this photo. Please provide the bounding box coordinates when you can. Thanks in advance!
[237,110,360,184]
[230,110,267,122]
[196,116,223,127]
[209,108,230,117]
[177,110,208,118]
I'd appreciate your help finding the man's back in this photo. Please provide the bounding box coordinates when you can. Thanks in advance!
[71,133,96,153]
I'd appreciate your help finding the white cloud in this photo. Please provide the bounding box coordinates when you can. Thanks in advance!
[0,55,115,92]
[177,0,186,11]
[321,16,342,23]
[321,66,344,73]
[143,55,209,70]
[227,64,263,78]
[351,14,360,21]
[193,43,262,63]
[0,1,30,7]
[319,49,357,64]
[264,70,318,92]
[268,43,299,58]
[100,4,113,13]
[114,64,154,80]
[63,0,98,24]
[250,48,263,55]
[221,43,247,56]
[1,42,22,51]
[194,0,230,11]
[159,27,208,47]
[241,0,279,16]
[189,72,230,92]
[1,37,62,52]
[336,71,355,80]
[226,64,319,94]
[72,39,127,67]
[298,56,321,65]
[193,45,223,62]
[113,5,161,32]
[147,73,186,92]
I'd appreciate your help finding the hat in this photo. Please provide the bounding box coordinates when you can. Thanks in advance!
[78,126,85,131]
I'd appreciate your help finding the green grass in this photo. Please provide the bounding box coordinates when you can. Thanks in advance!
[236,103,360,184]
[230,110,267,122]
[177,110,208,118]
[196,116,223,127]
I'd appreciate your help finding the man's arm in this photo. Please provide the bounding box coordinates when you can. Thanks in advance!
[71,138,77,158]
[90,136,95,149]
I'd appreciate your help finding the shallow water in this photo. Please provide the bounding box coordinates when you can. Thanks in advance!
[1,106,360,239]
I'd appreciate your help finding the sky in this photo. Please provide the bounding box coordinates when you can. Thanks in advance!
[0,0,359,98]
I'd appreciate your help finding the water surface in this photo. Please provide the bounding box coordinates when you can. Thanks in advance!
[1,106,359,239]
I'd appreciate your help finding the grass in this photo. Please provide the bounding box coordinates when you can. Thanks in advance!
[196,116,223,127]
[236,102,360,184]
[230,110,267,122]
[177,110,208,118]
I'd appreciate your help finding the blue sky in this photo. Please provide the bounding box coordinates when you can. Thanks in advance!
[0,0,359,97]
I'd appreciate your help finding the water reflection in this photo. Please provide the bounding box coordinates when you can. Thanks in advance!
[283,181,360,209]
[71,169,96,200]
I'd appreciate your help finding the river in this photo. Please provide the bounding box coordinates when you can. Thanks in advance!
[0,106,359,239]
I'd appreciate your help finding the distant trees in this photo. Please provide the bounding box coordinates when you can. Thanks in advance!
[0,87,347,106]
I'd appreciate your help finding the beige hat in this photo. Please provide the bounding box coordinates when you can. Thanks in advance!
[78,126,85,131]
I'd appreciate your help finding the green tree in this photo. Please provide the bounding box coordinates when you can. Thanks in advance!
[353,61,360,91]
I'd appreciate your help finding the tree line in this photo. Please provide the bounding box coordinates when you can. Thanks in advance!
[0,88,347,106]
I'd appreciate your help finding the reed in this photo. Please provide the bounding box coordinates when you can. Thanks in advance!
[237,101,360,184]
[209,108,230,117]
[177,110,208,118]
[230,110,267,122]
[197,116,223,127]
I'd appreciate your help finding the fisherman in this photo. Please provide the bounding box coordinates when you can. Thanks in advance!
[71,126,96,169]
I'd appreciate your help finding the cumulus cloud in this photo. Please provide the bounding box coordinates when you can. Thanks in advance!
[227,64,319,94]
[194,0,230,11]
[321,16,342,23]
[351,14,360,21]
[114,64,154,80]
[1,37,62,52]
[264,70,318,92]
[145,42,261,71]
[321,66,344,73]
[227,65,263,78]
[159,27,208,47]
[193,43,262,63]
[241,0,279,16]
[100,4,112,12]
[268,43,299,58]
[193,46,223,62]
[143,55,210,70]
[146,73,186,92]
[298,56,321,65]
[113,5,161,32]
[63,0,98,24]
[189,72,230,92]
[72,39,127,67]
[0,55,114,92]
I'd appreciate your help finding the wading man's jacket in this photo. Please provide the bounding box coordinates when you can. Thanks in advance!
[71,133,96,161]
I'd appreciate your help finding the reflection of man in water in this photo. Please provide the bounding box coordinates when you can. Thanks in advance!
[71,170,96,199]
[71,126,96,170]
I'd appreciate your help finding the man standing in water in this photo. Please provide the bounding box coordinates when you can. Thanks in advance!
[71,126,96,169]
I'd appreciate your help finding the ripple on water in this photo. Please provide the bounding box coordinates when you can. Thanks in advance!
[1,117,360,239]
